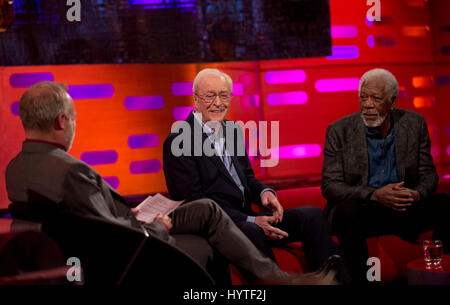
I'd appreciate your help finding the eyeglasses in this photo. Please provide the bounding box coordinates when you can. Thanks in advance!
[195,92,232,104]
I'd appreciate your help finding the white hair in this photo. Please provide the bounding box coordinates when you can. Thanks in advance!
[192,68,233,94]
[358,68,398,101]
[19,81,72,132]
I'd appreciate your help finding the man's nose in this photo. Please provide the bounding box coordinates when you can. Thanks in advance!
[212,95,222,106]
[362,98,375,108]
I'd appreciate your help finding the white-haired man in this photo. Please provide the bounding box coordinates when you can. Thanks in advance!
[321,68,450,283]
[163,68,351,284]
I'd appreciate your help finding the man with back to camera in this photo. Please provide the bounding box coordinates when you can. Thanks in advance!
[163,68,351,284]
[321,68,450,283]
[6,80,339,285]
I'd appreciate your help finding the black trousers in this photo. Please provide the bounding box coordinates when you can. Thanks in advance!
[329,193,450,284]
[235,206,351,284]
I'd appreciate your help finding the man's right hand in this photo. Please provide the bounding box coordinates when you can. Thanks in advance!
[154,213,173,231]
[370,182,414,212]
[254,216,289,240]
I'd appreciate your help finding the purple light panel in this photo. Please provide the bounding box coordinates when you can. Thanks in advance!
[367,35,396,48]
[331,25,358,38]
[129,0,162,4]
[9,73,54,88]
[276,144,322,159]
[68,84,114,99]
[130,159,161,174]
[128,134,159,149]
[436,76,450,86]
[81,150,118,165]
[171,82,193,96]
[267,91,308,106]
[445,126,450,135]
[315,78,360,92]
[367,35,375,48]
[171,81,243,96]
[326,46,359,60]
[443,175,450,179]
[366,16,394,27]
[124,96,164,110]
[173,106,195,120]
[264,70,306,84]
[233,83,244,95]
[10,101,19,116]
[447,145,450,156]
[103,176,120,189]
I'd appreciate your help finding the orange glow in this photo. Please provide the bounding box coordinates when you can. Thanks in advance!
[413,96,434,108]
[402,25,430,37]
[412,76,434,88]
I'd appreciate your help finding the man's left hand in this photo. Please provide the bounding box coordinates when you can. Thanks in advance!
[392,185,421,203]
[261,191,283,224]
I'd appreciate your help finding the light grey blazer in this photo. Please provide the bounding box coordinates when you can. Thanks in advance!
[321,108,439,211]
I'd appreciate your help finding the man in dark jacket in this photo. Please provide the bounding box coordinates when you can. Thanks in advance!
[163,68,350,284]
[321,68,450,283]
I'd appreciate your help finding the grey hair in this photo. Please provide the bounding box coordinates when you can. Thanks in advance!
[19,81,72,132]
[359,68,399,101]
[192,68,233,94]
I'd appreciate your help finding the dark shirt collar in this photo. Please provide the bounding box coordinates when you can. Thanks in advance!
[25,138,67,151]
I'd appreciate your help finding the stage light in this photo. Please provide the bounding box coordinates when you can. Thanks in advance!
[125,96,164,110]
[315,78,359,93]
[265,70,306,84]
[81,150,118,166]
[267,91,308,106]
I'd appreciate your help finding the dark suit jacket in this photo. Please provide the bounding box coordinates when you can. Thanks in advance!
[5,141,171,242]
[163,111,269,224]
[321,108,439,211]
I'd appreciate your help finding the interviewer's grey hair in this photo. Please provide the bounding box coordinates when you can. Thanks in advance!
[192,68,233,94]
[358,68,399,102]
[19,81,72,132]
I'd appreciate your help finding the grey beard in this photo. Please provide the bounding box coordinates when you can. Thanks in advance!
[361,112,387,128]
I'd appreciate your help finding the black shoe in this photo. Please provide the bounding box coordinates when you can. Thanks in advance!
[315,255,342,278]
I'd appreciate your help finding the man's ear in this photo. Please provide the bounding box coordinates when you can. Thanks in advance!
[391,95,397,109]
[54,113,66,130]
[193,95,199,111]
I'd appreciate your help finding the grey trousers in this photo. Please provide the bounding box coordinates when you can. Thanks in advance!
[170,199,283,283]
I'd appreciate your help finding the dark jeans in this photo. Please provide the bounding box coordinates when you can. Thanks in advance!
[329,193,450,284]
[236,206,351,284]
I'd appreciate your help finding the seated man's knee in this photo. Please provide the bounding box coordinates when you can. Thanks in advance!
[331,200,361,230]
[186,198,219,216]
[289,206,325,223]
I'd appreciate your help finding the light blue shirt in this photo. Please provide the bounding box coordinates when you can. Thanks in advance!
[365,125,399,188]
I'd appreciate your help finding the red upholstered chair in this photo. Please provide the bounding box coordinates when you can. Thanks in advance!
[231,182,449,284]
